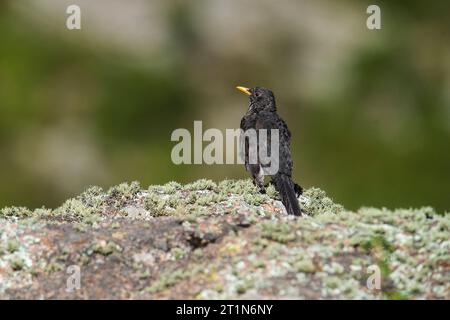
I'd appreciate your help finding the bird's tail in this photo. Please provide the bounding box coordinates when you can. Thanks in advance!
[273,174,302,216]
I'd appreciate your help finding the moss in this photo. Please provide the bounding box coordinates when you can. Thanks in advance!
[10,256,26,271]
[166,193,183,208]
[324,276,341,289]
[253,260,266,268]
[193,248,204,259]
[107,181,141,207]
[89,240,122,256]
[73,223,87,232]
[185,192,198,205]
[294,258,316,273]
[45,261,63,274]
[361,235,395,254]
[213,283,224,293]
[170,247,186,260]
[252,238,270,253]
[160,181,182,194]
[360,235,395,278]
[385,291,410,300]
[55,198,95,220]
[260,221,296,243]
[0,181,343,224]
[218,179,259,196]
[265,183,279,199]
[111,222,121,229]
[79,254,91,266]
[185,179,218,192]
[180,207,210,221]
[145,265,204,294]
[82,213,101,226]
[139,270,151,280]
[243,193,268,206]
[323,262,345,274]
[78,186,105,208]
[235,280,253,294]
[51,185,111,222]
[29,267,39,277]
[34,207,52,218]
[0,206,32,219]
[145,193,169,216]
[195,193,222,206]
[220,243,241,255]
[266,242,283,259]
[6,239,20,253]
[108,181,141,197]
[146,269,186,293]
[301,187,344,216]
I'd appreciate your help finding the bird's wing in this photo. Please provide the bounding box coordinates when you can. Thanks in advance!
[255,113,293,176]
[239,115,255,169]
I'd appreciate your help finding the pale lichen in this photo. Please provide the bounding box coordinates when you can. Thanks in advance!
[301,187,344,216]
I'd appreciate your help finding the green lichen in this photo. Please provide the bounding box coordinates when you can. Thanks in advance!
[185,179,218,192]
[146,269,186,293]
[218,179,259,196]
[45,261,63,274]
[243,193,268,206]
[0,181,344,223]
[111,222,121,229]
[253,260,266,268]
[195,193,224,206]
[6,239,20,253]
[145,265,204,294]
[34,207,52,218]
[145,192,170,216]
[170,247,186,260]
[235,280,253,294]
[55,198,95,220]
[361,235,395,254]
[265,184,279,199]
[301,187,344,216]
[89,240,122,256]
[294,258,316,273]
[324,276,341,289]
[0,206,32,219]
[260,221,296,243]
[109,181,141,197]
[193,248,204,259]
[166,193,182,208]
[107,181,141,206]
[10,256,26,271]
[78,186,105,209]
[160,181,182,194]
[144,180,233,217]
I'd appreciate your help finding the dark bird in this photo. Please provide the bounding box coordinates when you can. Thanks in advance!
[237,86,303,216]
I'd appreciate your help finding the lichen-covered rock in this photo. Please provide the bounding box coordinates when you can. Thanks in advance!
[0,180,448,299]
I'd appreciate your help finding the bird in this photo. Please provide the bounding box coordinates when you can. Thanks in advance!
[237,86,303,216]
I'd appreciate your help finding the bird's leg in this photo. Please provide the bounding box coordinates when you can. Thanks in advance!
[259,185,266,194]
[252,170,266,194]
[252,177,266,194]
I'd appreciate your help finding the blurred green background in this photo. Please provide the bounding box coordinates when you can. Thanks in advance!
[1,0,449,212]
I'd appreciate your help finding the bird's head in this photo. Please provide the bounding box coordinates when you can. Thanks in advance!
[236,86,276,112]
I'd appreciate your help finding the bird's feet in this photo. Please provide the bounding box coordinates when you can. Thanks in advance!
[252,177,266,194]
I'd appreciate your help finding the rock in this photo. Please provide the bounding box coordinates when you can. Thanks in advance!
[0,180,448,299]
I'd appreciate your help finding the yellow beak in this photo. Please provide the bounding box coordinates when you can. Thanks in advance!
[236,86,251,96]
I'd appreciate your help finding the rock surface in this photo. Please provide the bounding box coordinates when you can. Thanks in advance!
[0,180,448,299]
